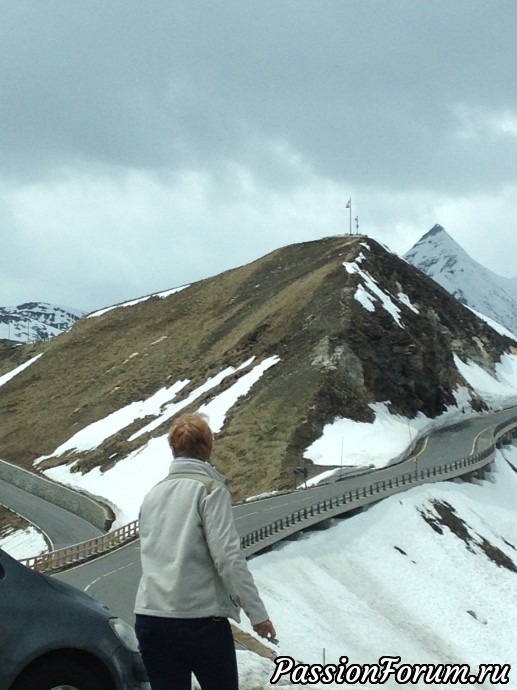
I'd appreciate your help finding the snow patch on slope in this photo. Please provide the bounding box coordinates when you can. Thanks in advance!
[0,354,43,388]
[87,285,190,318]
[39,356,280,525]
[344,252,418,327]
[236,449,517,689]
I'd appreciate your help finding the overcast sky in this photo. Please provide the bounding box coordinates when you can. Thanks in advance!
[1,0,517,312]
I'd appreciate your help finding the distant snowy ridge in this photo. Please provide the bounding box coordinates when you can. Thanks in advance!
[0,302,84,343]
[404,224,517,337]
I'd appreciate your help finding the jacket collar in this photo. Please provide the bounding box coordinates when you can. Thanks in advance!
[168,457,229,486]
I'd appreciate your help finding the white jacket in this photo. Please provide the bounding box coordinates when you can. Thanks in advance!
[134,457,269,626]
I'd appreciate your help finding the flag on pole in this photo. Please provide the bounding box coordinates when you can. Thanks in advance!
[345,199,351,209]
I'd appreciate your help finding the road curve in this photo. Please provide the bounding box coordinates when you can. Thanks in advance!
[51,405,517,625]
[0,477,102,549]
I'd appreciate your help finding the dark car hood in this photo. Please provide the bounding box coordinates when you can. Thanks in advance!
[44,574,113,616]
[1,548,112,619]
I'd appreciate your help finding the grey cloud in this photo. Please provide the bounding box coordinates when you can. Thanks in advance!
[2,0,517,191]
[2,0,517,311]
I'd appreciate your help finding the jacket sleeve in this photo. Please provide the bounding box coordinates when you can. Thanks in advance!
[201,485,269,626]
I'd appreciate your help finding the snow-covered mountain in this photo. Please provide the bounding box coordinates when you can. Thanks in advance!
[404,225,517,338]
[1,234,515,504]
[0,302,84,343]
[1,234,517,688]
[2,288,517,690]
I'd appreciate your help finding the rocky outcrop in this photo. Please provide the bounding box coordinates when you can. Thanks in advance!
[0,235,514,499]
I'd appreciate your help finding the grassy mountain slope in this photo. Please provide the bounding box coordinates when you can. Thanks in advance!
[0,235,514,500]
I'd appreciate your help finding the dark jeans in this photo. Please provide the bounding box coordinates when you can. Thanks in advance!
[135,614,239,690]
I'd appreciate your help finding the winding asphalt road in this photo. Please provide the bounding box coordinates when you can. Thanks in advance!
[0,477,102,549]
[2,406,517,626]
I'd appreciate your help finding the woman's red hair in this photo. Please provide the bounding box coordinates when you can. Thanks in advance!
[168,413,213,461]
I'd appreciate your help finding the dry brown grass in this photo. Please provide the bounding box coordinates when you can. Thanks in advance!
[0,505,30,536]
[1,234,514,501]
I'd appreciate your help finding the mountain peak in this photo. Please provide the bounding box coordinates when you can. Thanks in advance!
[405,228,517,338]
[408,224,464,253]
[425,224,446,238]
[1,234,514,501]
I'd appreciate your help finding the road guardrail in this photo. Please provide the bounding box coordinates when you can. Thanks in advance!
[19,414,517,571]
[20,520,139,572]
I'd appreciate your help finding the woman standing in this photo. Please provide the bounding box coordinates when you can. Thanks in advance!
[135,413,276,690]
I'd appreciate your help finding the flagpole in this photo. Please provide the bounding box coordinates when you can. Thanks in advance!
[345,198,352,235]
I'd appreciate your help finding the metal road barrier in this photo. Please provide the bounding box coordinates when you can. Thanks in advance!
[19,414,517,572]
[20,520,139,572]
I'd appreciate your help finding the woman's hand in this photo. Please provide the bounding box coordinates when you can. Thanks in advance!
[253,619,277,642]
